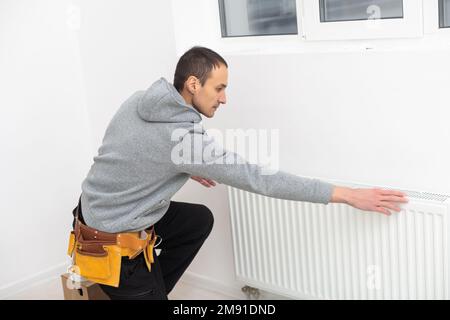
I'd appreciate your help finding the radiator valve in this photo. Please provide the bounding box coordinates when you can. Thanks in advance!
[241,285,261,299]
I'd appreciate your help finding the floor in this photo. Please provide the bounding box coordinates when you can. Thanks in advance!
[7,276,241,300]
[7,274,290,300]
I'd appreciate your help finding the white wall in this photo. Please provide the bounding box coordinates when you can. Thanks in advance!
[0,0,178,298]
[171,0,450,296]
[218,51,450,193]
[0,0,92,297]
[77,0,177,150]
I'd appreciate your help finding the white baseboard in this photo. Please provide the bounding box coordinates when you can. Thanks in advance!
[0,261,70,300]
[178,271,291,300]
[1,263,245,300]
[178,271,245,299]
[1,263,291,300]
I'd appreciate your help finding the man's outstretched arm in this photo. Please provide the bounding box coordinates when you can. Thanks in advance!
[173,129,408,215]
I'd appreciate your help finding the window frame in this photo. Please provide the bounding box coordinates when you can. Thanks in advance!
[197,0,450,56]
[218,0,300,38]
[302,0,423,40]
[212,0,305,54]
[424,0,450,34]
[318,0,405,23]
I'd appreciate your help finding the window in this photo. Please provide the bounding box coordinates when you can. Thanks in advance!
[218,0,298,37]
[319,0,404,23]
[439,0,450,28]
[303,0,423,40]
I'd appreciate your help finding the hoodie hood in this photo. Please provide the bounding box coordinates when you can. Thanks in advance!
[137,77,202,123]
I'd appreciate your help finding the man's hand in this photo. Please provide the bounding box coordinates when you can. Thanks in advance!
[331,186,408,216]
[191,176,217,188]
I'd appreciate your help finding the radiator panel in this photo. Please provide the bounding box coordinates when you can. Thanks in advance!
[228,187,450,300]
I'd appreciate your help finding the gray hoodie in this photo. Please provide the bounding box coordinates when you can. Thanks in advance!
[80,78,335,233]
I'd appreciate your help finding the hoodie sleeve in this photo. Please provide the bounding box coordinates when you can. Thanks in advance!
[170,125,335,204]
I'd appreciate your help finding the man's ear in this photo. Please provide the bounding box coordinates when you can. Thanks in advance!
[185,76,199,95]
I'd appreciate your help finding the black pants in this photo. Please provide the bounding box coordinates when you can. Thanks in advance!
[73,200,214,300]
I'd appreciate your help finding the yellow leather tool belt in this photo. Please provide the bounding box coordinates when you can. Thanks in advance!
[67,220,157,287]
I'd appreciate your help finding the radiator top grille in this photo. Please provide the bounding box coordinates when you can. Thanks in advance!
[383,188,450,202]
[317,178,450,203]
[329,180,450,203]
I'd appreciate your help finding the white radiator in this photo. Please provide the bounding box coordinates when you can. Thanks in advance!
[227,183,450,300]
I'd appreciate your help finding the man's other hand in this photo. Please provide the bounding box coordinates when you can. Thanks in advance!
[331,186,409,216]
[191,176,217,188]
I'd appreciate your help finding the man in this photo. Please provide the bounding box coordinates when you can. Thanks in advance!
[75,46,407,300]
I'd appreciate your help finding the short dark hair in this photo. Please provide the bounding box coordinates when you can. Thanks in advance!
[173,46,228,92]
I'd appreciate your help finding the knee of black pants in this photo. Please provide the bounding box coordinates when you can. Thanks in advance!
[196,204,214,237]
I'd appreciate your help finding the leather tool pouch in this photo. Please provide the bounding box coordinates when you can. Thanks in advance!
[68,223,122,287]
[68,197,157,288]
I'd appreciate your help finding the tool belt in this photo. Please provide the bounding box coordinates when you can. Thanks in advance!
[67,200,158,288]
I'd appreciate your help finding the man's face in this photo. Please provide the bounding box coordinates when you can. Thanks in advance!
[192,64,228,118]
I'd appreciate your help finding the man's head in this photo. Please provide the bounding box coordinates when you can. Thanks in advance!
[174,46,228,118]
